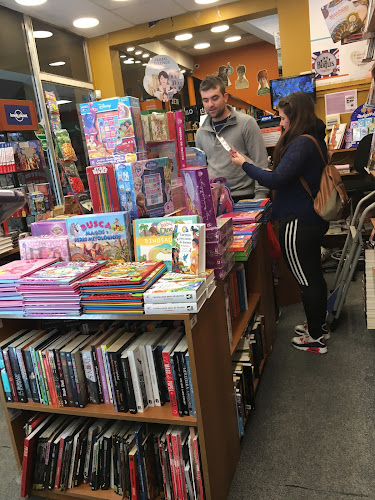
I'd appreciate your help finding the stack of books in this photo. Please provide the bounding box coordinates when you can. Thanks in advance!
[79,261,167,314]
[0,259,57,314]
[21,412,204,498]
[229,223,261,260]
[143,270,215,314]
[219,210,263,224]
[0,236,14,256]
[233,198,272,223]
[206,218,235,280]
[18,261,102,316]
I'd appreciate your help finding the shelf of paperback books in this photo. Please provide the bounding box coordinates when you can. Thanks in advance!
[5,401,196,426]
[230,292,261,355]
[31,483,135,500]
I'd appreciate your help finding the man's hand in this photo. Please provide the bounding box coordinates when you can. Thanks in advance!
[231,151,251,167]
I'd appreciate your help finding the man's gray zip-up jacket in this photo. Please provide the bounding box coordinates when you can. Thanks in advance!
[195,106,269,199]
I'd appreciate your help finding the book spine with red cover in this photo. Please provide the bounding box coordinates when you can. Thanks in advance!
[157,436,170,500]
[20,437,35,497]
[174,110,187,171]
[176,432,187,499]
[162,351,179,417]
[166,112,177,141]
[54,439,65,490]
[129,453,139,500]
[166,431,178,500]
[171,433,184,500]
[193,435,204,500]
[42,350,58,406]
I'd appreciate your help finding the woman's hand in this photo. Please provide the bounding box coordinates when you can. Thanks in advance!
[231,151,250,167]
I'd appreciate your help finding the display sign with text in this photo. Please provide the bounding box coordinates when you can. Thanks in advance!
[0,99,38,131]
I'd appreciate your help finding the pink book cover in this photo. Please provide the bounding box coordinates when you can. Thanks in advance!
[20,261,103,285]
[174,110,187,170]
[206,218,233,243]
[181,167,217,228]
[19,236,70,262]
[0,301,23,307]
[95,346,110,404]
[0,259,57,282]
[219,210,262,224]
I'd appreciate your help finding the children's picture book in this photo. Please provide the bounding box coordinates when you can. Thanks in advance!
[172,223,206,275]
[219,211,263,224]
[115,158,173,219]
[133,215,199,271]
[146,141,179,185]
[19,236,71,262]
[143,277,206,303]
[0,259,57,282]
[181,167,217,228]
[20,261,102,284]
[79,261,163,286]
[66,211,133,262]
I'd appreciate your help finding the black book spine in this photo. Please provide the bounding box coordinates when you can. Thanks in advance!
[59,351,74,407]
[60,438,74,492]
[101,436,111,490]
[112,435,119,494]
[64,352,79,407]
[91,346,104,404]
[24,350,40,403]
[176,352,189,416]
[171,353,185,417]
[48,442,59,490]
[33,440,47,491]
[120,357,137,414]
[50,351,63,407]
[154,346,169,403]
[71,353,84,408]
[82,350,99,405]
[108,352,128,413]
[180,352,193,416]
[75,435,88,487]
[8,346,27,402]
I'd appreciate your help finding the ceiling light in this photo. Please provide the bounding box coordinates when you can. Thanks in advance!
[33,30,53,38]
[181,69,186,73]
[127,47,135,52]
[225,35,241,42]
[142,53,150,58]
[56,100,72,105]
[194,0,218,4]
[15,0,46,5]
[175,33,193,41]
[142,63,147,66]
[127,57,134,60]
[124,60,135,64]
[194,43,210,49]
[135,50,142,55]
[73,18,99,28]
[135,60,141,64]
[49,61,65,66]
[120,54,127,58]
[211,24,229,33]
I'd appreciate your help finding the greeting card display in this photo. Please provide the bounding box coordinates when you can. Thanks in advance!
[79,96,145,165]
[66,211,133,262]
[87,164,120,213]
[181,167,217,228]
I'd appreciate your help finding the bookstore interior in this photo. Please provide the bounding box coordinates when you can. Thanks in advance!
[0,0,375,499]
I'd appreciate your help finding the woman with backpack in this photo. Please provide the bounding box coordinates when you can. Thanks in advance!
[231,91,330,354]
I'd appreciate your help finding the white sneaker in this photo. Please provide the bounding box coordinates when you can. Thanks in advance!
[294,322,331,340]
[291,334,327,354]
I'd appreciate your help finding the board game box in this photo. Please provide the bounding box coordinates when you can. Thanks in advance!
[181,166,217,228]
[19,235,71,262]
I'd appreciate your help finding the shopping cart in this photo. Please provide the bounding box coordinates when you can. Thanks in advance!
[327,190,375,330]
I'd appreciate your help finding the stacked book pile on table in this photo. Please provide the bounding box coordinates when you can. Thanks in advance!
[206,218,235,280]
[229,223,261,261]
[18,261,103,316]
[79,261,167,315]
[219,210,263,225]
[0,259,57,314]
[143,270,216,314]
[233,198,272,223]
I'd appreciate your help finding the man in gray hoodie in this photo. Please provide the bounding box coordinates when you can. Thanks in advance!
[195,75,269,201]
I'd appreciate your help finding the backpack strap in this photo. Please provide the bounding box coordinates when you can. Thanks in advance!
[299,134,327,200]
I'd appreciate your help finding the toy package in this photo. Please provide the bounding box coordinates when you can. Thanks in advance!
[141,115,152,142]
[66,211,133,262]
[181,166,217,228]
[149,113,169,141]
[147,140,179,185]
[115,157,174,219]
[79,96,146,165]
[27,192,45,216]
[54,129,77,161]
[87,164,120,213]
[133,215,199,270]
[19,235,71,262]
[35,183,54,211]
[185,147,207,168]
[31,219,68,236]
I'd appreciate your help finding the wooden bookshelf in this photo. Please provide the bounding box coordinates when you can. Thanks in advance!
[0,224,276,500]
[254,358,266,393]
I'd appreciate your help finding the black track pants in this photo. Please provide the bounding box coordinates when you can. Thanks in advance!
[279,217,329,340]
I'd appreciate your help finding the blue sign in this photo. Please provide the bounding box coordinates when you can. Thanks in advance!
[260,114,274,123]
[4,104,33,126]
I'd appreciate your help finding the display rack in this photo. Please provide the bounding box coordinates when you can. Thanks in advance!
[0,224,276,500]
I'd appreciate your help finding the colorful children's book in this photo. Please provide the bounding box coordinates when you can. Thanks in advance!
[87,164,120,214]
[149,113,169,142]
[219,211,263,224]
[181,167,217,228]
[79,261,163,286]
[133,215,199,271]
[143,278,206,303]
[66,211,133,262]
[19,236,70,262]
[19,261,102,285]
[321,0,367,43]
[329,124,347,149]
[30,219,68,237]
[0,259,57,282]
[172,223,206,275]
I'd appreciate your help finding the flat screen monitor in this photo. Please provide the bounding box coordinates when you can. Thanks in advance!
[270,73,316,109]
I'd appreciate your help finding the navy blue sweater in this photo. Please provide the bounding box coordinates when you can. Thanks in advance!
[242,135,327,224]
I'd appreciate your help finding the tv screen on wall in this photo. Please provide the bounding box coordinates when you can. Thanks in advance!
[270,73,316,109]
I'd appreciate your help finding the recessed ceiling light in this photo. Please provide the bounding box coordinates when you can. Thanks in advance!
[56,100,72,105]
[49,61,65,66]
[225,35,241,42]
[15,0,46,5]
[181,69,186,73]
[127,57,134,60]
[127,47,135,52]
[211,24,229,33]
[175,33,193,41]
[135,60,141,64]
[120,54,127,58]
[142,63,147,66]
[124,60,135,64]
[195,0,218,4]
[194,43,210,49]
[142,53,150,58]
[73,17,99,28]
[33,30,53,38]
[135,50,142,55]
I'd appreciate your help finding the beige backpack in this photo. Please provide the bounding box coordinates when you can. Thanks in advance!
[299,134,349,222]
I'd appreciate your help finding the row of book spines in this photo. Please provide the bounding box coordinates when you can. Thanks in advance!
[1,334,197,419]
[226,264,248,321]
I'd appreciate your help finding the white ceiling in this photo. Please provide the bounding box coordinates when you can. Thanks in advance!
[0,0,238,38]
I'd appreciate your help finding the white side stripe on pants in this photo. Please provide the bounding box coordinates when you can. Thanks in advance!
[284,219,309,286]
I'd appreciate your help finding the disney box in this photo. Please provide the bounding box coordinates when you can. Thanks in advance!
[19,235,70,262]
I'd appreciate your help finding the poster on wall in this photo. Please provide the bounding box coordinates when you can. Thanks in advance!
[213,63,234,87]
[321,0,369,43]
[312,48,340,78]
[256,69,270,95]
[143,55,184,102]
[235,65,249,90]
